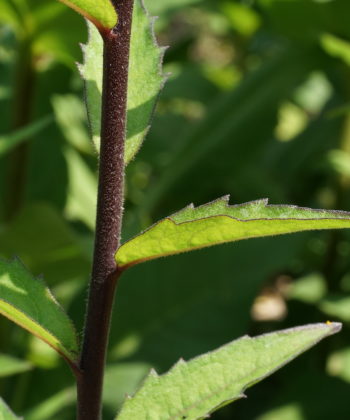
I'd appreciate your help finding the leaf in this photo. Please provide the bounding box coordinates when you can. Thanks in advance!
[79,22,103,152]
[321,33,350,67]
[116,322,341,420]
[0,203,91,287]
[0,398,21,420]
[104,363,151,413]
[58,0,117,30]
[0,354,32,378]
[145,0,202,16]
[0,1,22,31]
[258,0,350,43]
[24,388,76,420]
[64,146,97,230]
[320,295,350,322]
[125,0,166,163]
[80,0,165,164]
[116,196,350,268]
[0,258,78,362]
[0,115,53,157]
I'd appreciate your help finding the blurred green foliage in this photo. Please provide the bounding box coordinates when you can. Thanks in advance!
[1,0,350,418]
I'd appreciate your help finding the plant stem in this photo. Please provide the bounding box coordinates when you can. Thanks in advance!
[76,1,134,419]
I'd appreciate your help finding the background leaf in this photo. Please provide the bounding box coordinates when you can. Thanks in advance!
[0,354,32,377]
[0,115,53,156]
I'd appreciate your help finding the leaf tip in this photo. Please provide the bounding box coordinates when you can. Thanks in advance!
[325,321,342,334]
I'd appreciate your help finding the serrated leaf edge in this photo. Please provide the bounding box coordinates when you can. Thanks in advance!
[117,323,341,420]
[116,196,350,268]
[125,0,168,164]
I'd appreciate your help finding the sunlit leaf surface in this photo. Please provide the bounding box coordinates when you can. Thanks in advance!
[116,196,350,268]
[116,323,340,420]
[0,259,78,362]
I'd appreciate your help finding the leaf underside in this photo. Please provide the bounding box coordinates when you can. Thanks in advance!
[0,259,78,362]
[116,323,341,420]
[80,0,165,164]
[116,196,350,267]
[58,0,117,30]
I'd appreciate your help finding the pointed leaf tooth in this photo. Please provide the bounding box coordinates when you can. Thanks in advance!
[172,358,186,369]
[141,368,159,387]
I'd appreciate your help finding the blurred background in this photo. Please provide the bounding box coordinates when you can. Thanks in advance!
[1,0,350,418]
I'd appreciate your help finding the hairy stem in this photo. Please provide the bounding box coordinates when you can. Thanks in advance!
[76,1,134,419]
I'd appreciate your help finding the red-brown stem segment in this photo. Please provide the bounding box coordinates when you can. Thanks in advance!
[76,1,134,419]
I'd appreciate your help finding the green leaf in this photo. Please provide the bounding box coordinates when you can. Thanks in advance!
[320,295,350,322]
[321,33,350,67]
[104,363,151,413]
[24,388,76,420]
[0,398,21,420]
[0,259,78,362]
[79,22,103,152]
[58,0,117,30]
[0,354,32,378]
[116,196,350,268]
[64,146,97,230]
[125,0,166,163]
[0,115,53,157]
[0,203,91,287]
[116,322,341,420]
[80,0,165,164]
[0,1,22,31]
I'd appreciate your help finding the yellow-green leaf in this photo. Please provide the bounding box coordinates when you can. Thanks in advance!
[0,259,78,362]
[58,0,117,30]
[116,196,350,268]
